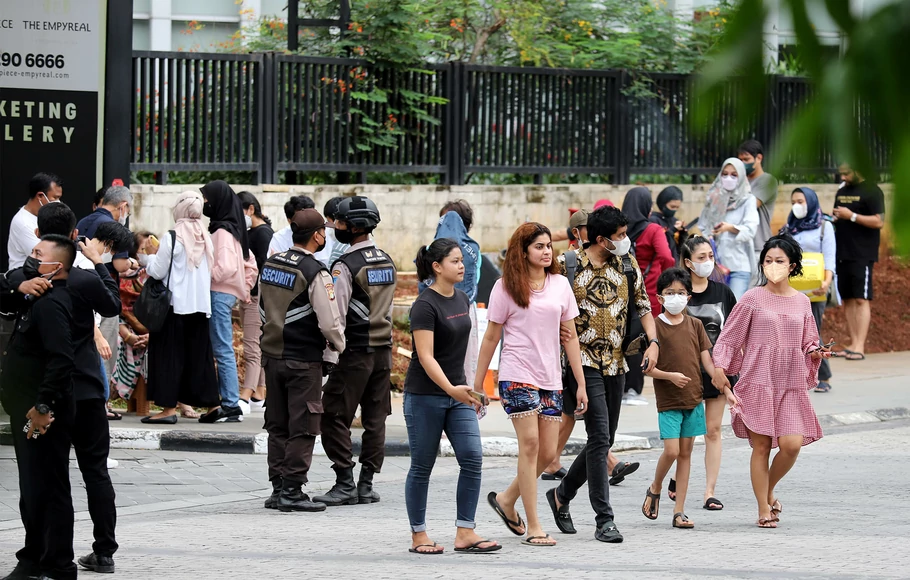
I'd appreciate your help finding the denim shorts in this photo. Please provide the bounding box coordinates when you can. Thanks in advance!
[658,404,707,440]
[499,381,562,421]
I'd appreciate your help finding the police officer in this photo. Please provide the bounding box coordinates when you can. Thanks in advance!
[314,196,397,507]
[259,208,345,513]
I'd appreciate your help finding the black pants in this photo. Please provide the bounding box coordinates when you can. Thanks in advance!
[2,397,77,580]
[557,370,625,528]
[320,347,392,473]
[264,357,323,485]
[624,353,644,395]
[810,301,833,382]
[73,398,118,557]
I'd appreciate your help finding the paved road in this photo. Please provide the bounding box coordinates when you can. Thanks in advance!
[2,420,908,579]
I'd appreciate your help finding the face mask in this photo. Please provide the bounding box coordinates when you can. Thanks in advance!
[244,215,253,229]
[23,256,61,281]
[334,228,356,245]
[101,252,113,264]
[763,263,791,284]
[792,203,808,219]
[118,206,129,226]
[720,175,739,192]
[661,207,677,220]
[662,294,689,315]
[607,236,631,256]
[743,162,755,176]
[137,254,150,267]
[315,232,327,253]
[203,202,213,217]
[37,193,58,207]
[687,259,715,279]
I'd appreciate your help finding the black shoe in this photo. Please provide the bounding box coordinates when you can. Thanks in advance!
[1,562,41,580]
[36,576,58,580]
[313,467,359,506]
[278,481,327,512]
[546,488,576,534]
[198,407,243,424]
[140,415,177,425]
[541,467,568,480]
[595,520,624,543]
[357,466,380,504]
[264,478,282,510]
[78,553,115,573]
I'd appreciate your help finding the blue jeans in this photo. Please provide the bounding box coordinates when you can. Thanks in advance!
[210,291,240,409]
[100,355,109,400]
[728,271,751,301]
[404,392,483,532]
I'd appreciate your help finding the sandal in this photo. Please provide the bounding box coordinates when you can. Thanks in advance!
[673,513,694,529]
[845,351,866,361]
[770,499,782,520]
[179,406,201,419]
[521,535,556,546]
[642,487,660,520]
[487,491,525,536]
[703,497,724,511]
[832,348,854,358]
[106,408,122,421]
[757,517,778,528]
[454,540,502,553]
[409,542,444,555]
[541,467,568,480]
[813,382,832,393]
[668,478,677,501]
[609,461,640,486]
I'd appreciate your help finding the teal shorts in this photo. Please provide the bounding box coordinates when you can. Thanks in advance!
[658,404,707,440]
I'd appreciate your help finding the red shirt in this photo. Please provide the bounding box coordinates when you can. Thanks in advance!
[633,222,676,315]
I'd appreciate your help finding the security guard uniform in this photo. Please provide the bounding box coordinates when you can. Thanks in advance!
[259,225,345,512]
[316,234,397,506]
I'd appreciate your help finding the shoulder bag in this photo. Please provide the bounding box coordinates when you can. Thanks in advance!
[134,230,176,333]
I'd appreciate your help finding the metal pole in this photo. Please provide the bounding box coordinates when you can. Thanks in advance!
[102,0,134,186]
[288,1,299,52]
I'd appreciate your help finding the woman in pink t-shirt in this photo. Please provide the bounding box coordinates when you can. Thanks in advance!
[475,223,588,547]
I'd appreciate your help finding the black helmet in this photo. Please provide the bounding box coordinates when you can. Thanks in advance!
[335,196,380,229]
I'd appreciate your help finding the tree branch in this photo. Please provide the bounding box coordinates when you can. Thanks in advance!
[469,10,506,63]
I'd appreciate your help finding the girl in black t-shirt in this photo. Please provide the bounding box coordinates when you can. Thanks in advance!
[666,236,738,511]
[403,238,501,555]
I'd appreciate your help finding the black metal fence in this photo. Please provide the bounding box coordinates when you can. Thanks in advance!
[130,52,889,184]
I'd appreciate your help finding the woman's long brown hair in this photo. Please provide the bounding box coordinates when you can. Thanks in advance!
[501,222,559,308]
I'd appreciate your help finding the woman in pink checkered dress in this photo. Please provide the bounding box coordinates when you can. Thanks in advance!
[712,234,831,528]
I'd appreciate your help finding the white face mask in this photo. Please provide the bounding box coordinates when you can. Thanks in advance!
[118,206,129,226]
[792,203,808,219]
[688,259,715,279]
[101,252,113,264]
[662,294,689,315]
[38,193,59,207]
[244,215,253,229]
[720,175,739,192]
[607,236,631,256]
[137,254,150,267]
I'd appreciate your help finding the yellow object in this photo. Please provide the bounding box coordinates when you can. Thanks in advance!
[791,252,826,302]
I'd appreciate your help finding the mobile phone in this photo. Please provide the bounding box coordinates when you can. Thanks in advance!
[822,340,836,349]
[22,420,40,439]
[76,235,88,246]
[148,235,160,249]
[641,357,649,371]
[469,391,489,406]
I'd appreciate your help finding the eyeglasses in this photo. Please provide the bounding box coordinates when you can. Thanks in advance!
[661,291,689,297]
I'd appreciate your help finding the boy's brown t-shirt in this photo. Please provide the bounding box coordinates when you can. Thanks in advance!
[653,315,713,412]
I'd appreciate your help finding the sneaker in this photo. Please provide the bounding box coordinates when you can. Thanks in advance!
[622,392,649,406]
[106,458,119,470]
[250,398,266,413]
[238,399,251,416]
[594,520,624,543]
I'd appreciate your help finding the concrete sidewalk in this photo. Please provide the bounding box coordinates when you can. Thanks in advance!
[2,352,908,455]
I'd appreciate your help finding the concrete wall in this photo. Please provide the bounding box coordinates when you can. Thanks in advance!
[129,183,894,271]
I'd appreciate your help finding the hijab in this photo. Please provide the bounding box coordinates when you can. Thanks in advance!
[651,186,684,228]
[784,186,824,235]
[173,191,215,270]
[621,186,653,243]
[201,180,250,260]
[699,157,752,234]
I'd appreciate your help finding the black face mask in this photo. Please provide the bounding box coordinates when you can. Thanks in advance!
[315,232,327,253]
[334,228,356,245]
[202,201,213,217]
[23,256,42,280]
[662,207,677,220]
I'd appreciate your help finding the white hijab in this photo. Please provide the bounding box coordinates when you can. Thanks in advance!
[699,157,752,234]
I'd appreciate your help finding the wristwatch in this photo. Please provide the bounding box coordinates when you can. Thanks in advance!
[850,213,857,223]
[35,403,51,415]
[649,338,660,348]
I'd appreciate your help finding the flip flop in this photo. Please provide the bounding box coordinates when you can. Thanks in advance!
[409,542,444,555]
[106,410,122,421]
[541,467,568,480]
[609,461,640,486]
[703,497,724,511]
[832,349,854,358]
[454,540,502,553]
[487,491,525,536]
[521,535,556,546]
[845,351,866,361]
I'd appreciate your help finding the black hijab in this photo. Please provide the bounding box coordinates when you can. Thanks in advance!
[621,186,654,243]
[201,180,250,260]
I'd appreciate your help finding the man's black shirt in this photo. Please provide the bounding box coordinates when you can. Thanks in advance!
[1,262,121,401]
[0,283,76,411]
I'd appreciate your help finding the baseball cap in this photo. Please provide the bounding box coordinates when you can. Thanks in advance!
[569,208,590,230]
[593,199,615,210]
[290,208,333,233]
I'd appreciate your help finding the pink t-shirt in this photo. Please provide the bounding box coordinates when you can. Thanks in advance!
[487,273,579,390]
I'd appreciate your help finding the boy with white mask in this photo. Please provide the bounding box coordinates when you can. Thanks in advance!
[641,268,731,530]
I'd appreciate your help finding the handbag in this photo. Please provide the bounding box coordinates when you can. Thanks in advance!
[134,230,176,333]
[621,255,647,356]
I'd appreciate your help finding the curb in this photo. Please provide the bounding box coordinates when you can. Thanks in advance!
[2,407,908,456]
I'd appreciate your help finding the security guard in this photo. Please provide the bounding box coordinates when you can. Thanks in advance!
[259,209,345,513]
[314,196,397,507]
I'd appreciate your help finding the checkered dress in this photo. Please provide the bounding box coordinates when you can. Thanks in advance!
[712,287,823,448]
